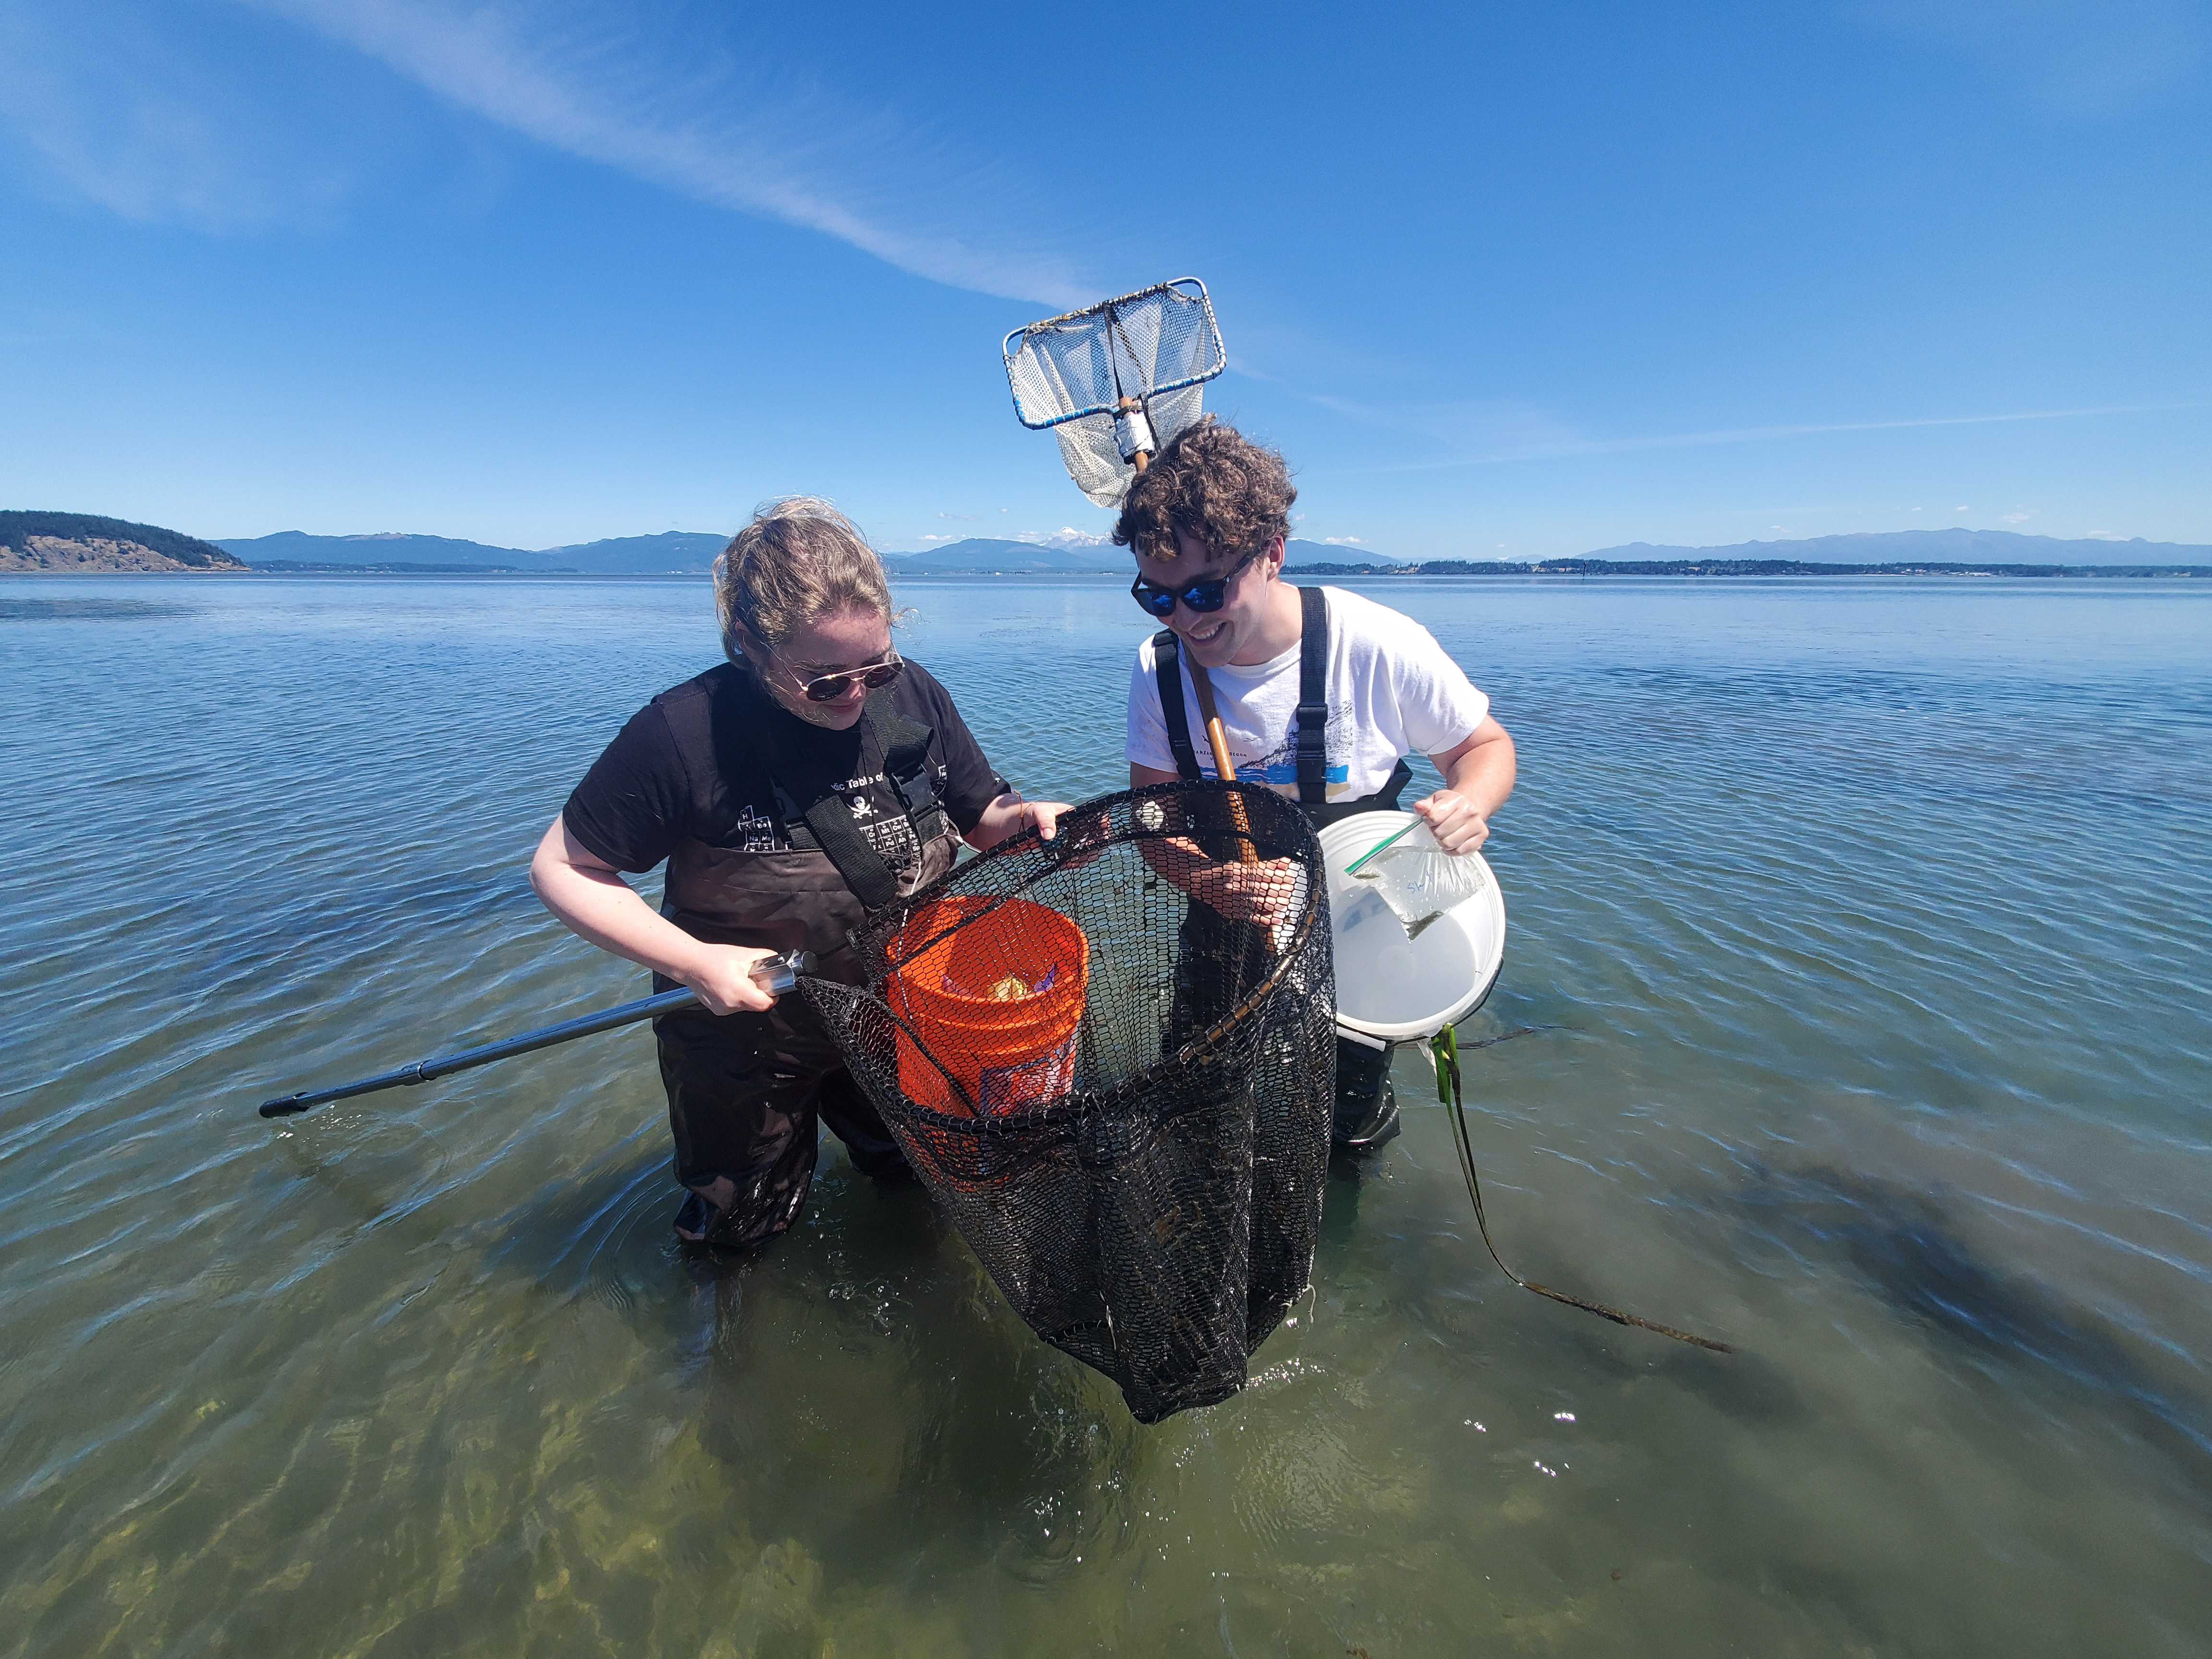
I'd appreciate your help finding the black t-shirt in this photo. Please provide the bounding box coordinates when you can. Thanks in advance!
[563,661,1007,875]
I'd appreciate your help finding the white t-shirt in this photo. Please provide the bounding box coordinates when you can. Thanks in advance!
[1125,586,1490,805]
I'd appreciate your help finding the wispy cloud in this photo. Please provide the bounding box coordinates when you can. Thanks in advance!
[1298,393,1585,458]
[241,0,1092,304]
[0,2,353,228]
[1855,0,2208,115]
[1323,401,2208,476]
[0,0,1094,302]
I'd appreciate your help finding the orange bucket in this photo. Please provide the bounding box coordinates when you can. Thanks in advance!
[887,896,1089,1116]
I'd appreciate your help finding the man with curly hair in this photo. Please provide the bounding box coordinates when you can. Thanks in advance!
[1119,420,1516,1153]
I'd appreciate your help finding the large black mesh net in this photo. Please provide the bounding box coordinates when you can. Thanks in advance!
[802,781,1334,1423]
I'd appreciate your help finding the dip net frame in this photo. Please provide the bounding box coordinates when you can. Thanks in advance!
[804,781,1332,1422]
[1002,277,1227,507]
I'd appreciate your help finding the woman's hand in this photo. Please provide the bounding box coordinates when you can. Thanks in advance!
[1412,788,1491,854]
[671,942,784,1016]
[531,818,789,1013]
[969,792,1076,852]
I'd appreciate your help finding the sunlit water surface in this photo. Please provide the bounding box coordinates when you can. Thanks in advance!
[1,574,2207,1656]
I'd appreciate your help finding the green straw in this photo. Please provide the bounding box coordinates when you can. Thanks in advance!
[1343,818,1422,877]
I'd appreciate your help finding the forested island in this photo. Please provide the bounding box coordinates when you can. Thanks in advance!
[1,512,246,573]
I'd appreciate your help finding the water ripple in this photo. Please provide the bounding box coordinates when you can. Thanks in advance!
[1,575,2208,1656]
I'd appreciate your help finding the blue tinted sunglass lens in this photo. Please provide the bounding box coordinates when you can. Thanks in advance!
[1133,583,1177,616]
[1130,546,1261,618]
[1132,570,1238,615]
[1180,582,1227,612]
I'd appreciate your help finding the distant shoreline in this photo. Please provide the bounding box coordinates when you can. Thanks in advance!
[1285,559,2210,579]
[5,561,2207,581]
[16,515,2209,577]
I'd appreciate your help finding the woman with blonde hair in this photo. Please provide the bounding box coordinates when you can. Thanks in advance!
[531,499,1067,1247]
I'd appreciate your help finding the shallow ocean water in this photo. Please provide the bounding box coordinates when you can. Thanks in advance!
[0,572,2206,1656]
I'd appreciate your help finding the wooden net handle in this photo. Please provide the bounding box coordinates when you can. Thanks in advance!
[1189,663,1258,865]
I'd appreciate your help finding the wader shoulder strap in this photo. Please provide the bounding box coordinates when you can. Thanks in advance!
[1152,629,1203,781]
[868,696,952,846]
[1288,591,1418,829]
[1295,587,1329,808]
[1158,599,1326,792]
[790,788,902,911]
[764,687,943,914]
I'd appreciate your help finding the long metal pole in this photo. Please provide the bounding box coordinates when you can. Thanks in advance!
[258,953,809,1118]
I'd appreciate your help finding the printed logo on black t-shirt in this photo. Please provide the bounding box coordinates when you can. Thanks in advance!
[727,805,781,853]
[716,770,924,868]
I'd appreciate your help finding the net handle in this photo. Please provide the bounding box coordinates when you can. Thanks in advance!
[1188,664,1258,865]
[1122,397,1151,475]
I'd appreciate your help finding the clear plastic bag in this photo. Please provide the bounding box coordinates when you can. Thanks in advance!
[1348,819,1489,938]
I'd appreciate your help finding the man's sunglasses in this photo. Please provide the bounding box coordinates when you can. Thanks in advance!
[788,653,904,702]
[1130,546,1263,619]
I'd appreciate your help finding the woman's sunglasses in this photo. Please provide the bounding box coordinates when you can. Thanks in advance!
[788,653,904,702]
[1129,546,1262,619]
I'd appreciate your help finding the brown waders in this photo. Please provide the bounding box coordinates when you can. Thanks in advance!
[654,689,962,1247]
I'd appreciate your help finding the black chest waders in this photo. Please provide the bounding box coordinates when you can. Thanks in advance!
[1153,588,1412,1150]
[655,680,963,1248]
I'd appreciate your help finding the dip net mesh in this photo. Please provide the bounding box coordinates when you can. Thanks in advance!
[803,781,1333,1422]
[1002,278,1226,508]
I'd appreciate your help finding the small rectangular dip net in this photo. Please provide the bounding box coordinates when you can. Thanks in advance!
[1001,278,1226,507]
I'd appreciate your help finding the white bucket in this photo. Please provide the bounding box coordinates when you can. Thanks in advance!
[1317,810,1506,1043]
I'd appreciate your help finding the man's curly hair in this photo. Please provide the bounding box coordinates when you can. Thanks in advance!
[1111,419,1296,563]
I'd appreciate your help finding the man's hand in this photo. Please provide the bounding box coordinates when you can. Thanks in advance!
[1180,854,1298,926]
[1412,788,1491,854]
[674,942,783,1015]
[1419,720,1514,854]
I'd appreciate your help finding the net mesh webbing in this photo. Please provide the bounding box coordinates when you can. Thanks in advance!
[803,781,1333,1422]
[1003,279,1226,508]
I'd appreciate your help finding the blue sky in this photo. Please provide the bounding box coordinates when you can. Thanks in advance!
[2,0,2205,558]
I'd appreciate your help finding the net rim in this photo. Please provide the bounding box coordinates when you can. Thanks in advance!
[811,780,1324,1131]
[1001,276,1226,431]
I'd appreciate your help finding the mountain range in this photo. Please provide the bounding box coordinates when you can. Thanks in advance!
[219,526,2212,574]
[884,538,1375,573]
[1287,528,2212,575]
[213,531,1393,575]
[1578,529,2212,566]
[7,515,2203,574]
[215,529,729,573]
